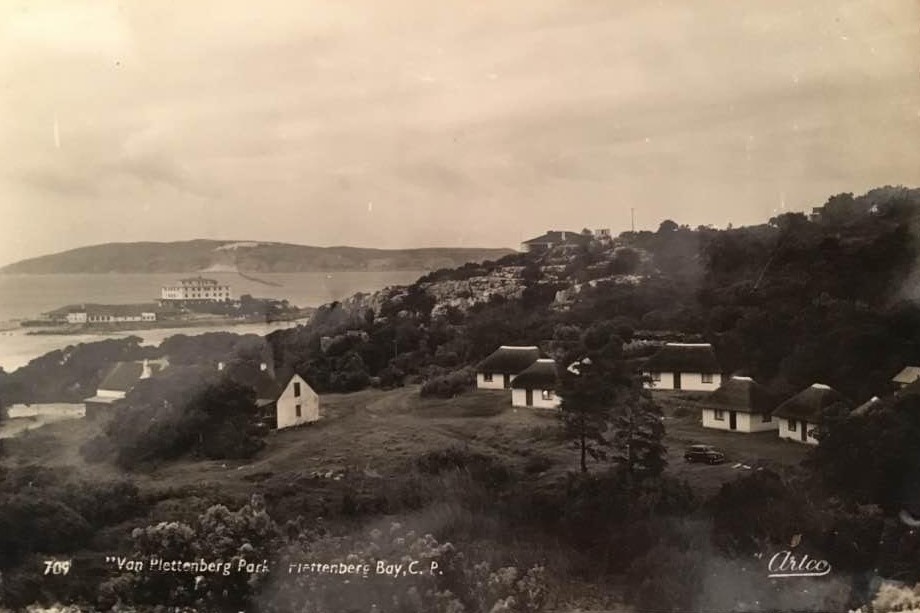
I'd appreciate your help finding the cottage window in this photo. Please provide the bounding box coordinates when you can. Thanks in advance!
[295,404,302,418]
[701,373,714,384]
[788,419,797,432]
[483,373,493,382]
[294,382,301,397]
[714,410,725,421]
[541,389,554,401]
[650,372,661,382]
[762,413,771,423]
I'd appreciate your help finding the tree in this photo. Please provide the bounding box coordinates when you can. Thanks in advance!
[557,322,662,476]
[657,219,679,234]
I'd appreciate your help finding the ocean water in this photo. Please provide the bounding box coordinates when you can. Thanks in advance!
[0,271,424,322]
[0,271,424,371]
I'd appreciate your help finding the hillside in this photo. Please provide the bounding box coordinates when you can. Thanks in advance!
[0,240,514,274]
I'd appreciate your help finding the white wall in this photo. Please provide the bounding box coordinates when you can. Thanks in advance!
[477,372,507,390]
[777,418,819,445]
[66,312,87,323]
[276,374,320,429]
[702,409,778,432]
[643,371,719,391]
[643,371,674,390]
[511,388,561,409]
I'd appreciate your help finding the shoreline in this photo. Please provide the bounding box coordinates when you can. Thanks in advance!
[23,314,313,336]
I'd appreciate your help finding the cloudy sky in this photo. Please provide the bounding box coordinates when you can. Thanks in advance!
[1,0,918,266]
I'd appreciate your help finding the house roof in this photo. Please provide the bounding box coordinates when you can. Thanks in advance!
[521,230,589,246]
[702,376,778,414]
[772,383,849,422]
[852,396,882,416]
[893,366,920,385]
[643,343,720,374]
[476,346,541,374]
[98,362,145,392]
[511,359,559,390]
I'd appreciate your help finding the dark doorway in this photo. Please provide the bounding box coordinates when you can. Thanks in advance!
[673,372,682,390]
[503,374,511,388]
[525,389,533,406]
[801,422,807,442]
[729,411,737,430]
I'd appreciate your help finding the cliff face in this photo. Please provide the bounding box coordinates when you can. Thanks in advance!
[331,238,654,321]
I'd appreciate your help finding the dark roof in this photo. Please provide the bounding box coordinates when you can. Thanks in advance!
[98,362,144,392]
[702,376,778,414]
[893,366,920,385]
[476,346,541,374]
[522,230,589,245]
[511,359,560,390]
[643,343,720,374]
[224,363,282,400]
[772,383,849,422]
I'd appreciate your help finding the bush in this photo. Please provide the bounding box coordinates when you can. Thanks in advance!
[420,367,475,398]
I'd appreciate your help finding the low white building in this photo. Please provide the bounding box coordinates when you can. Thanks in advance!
[892,366,920,388]
[83,359,167,418]
[510,359,561,409]
[700,376,779,433]
[642,343,723,391]
[475,346,541,390]
[773,383,849,445]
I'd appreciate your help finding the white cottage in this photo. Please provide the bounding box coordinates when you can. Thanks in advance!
[701,376,779,433]
[642,343,722,391]
[271,374,320,430]
[773,383,849,445]
[83,359,167,418]
[475,346,541,390]
[510,359,561,409]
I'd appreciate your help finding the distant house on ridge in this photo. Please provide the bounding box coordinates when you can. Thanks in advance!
[520,230,590,253]
[476,346,541,390]
[510,358,561,409]
[642,343,722,391]
[892,366,920,388]
[700,375,779,432]
[772,383,849,445]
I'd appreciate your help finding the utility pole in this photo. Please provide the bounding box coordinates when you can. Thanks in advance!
[631,208,635,232]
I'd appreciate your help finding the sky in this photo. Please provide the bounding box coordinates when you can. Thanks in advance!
[1,0,919,267]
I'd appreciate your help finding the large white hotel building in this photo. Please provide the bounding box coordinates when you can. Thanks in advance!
[160,277,232,302]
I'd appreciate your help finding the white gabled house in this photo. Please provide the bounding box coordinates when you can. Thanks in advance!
[510,359,561,409]
[272,374,320,430]
[701,376,779,433]
[642,343,722,391]
[475,346,541,390]
[772,383,849,445]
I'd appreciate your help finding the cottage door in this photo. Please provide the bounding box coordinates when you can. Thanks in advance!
[729,411,737,430]
[673,372,682,390]
[525,389,533,406]
[503,374,511,389]
[801,423,807,442]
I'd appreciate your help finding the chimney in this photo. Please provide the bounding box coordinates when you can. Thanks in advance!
[217,361,225,371]
[141,359,152,379]
[260,362,267,372]
[561,231,566,240]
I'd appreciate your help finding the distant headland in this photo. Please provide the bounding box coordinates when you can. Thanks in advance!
[0,240,514,275]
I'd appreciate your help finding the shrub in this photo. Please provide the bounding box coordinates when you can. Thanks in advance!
[420,367,475,398]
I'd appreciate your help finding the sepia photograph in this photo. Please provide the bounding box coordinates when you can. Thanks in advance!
[1,1,920,611]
